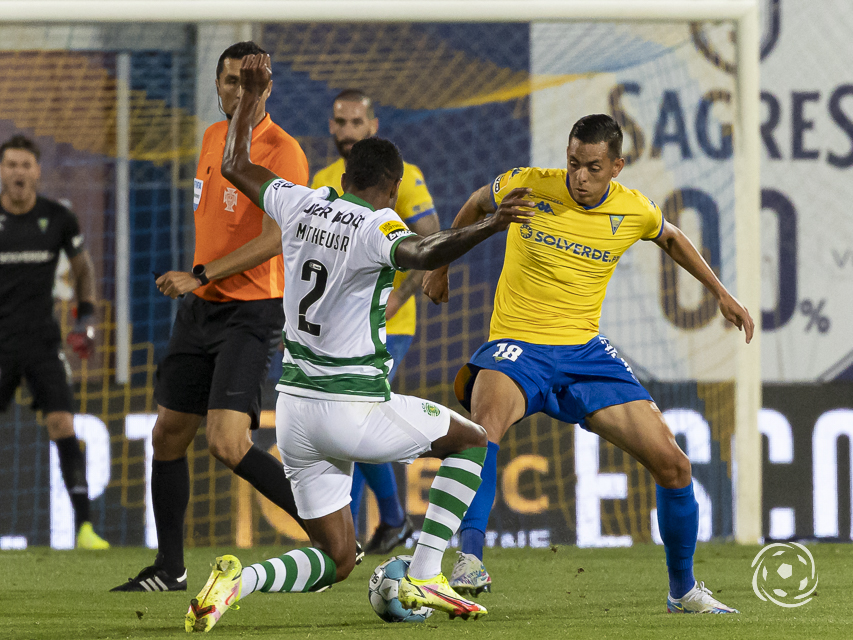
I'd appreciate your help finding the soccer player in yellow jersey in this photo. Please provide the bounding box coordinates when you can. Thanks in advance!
[424,114,755,613]
[312,89,440,554]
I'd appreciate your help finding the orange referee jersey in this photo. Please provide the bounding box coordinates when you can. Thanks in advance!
[192,114,308,302]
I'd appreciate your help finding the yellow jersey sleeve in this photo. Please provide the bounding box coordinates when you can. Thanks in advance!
[637,191,665,240]
[490,167,533,209]
[395,163,436,225]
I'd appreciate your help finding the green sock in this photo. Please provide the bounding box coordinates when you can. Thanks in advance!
[242,547,336,595]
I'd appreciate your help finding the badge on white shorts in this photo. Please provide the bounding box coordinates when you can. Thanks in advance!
[193,179,203,211]
[422,402,441,417]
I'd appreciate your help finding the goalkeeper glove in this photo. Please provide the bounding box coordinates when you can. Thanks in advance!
[67,301,96,359]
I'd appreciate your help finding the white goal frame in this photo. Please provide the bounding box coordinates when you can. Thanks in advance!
[1,0,762,544]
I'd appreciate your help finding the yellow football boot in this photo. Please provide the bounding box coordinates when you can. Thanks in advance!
[185,555,243,633]
[398,572,487,620]
[76,522,110,550]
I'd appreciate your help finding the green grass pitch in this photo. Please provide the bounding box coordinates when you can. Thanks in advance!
[3,543,850,639]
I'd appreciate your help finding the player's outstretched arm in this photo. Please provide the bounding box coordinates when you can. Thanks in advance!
[396,187,533,273]
[386,212,440,320]
[653,221,755,343]
[422,184,503,304]
[220,53,279,205]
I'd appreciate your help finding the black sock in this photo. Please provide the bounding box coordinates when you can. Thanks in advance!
[234,445,305,532]
[55,435,89,530]
[152,457,189,574]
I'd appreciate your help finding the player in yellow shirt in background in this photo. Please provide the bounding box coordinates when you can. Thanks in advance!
[424,114,754,613]
[312,89,440,555]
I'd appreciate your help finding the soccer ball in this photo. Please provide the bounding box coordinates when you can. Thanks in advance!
[368,555,433,623]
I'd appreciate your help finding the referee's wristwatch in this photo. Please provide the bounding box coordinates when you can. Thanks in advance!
[192,264,210,286]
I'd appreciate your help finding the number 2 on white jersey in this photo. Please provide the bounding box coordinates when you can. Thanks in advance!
[298,259,328,336]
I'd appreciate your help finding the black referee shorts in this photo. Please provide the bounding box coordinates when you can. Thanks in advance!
[155,294,284,430]
[0,342,74,414]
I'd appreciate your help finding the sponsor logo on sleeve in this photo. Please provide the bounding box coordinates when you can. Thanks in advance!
[72,235,84,248]
[379,220,414,242]
[193,178,203,212]
[271,179,295,190]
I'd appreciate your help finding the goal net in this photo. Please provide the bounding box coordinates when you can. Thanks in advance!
[0,4,760,550]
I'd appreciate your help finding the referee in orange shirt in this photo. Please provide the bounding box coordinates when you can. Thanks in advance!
[113,42,307,592]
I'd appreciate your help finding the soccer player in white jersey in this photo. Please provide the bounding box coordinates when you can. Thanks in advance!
[180,54,537,633]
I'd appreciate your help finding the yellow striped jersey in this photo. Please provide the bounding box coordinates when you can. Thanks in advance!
[312,157,436,335]
[490,167,664,345]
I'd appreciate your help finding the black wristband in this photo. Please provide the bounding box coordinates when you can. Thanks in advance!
[77,301,95,321]
[192,264,210,286]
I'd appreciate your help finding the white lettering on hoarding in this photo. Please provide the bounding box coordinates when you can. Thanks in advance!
[812,409,853,539]
[124,413,158,549]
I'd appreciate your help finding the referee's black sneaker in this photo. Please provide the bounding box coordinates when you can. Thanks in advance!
[111,564,187,592]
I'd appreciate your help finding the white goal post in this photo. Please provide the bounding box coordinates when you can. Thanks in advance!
[1,0,762,544]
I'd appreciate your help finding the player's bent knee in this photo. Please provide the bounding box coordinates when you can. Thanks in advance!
[334,553,356,582]
[152,409,202,458]
[312,542,354,582]
[470,400,520,443]
[206,437,245,469]
[205,415,252,468]
[655,448,692,489]
[468,422,488,448]
[448,411,488,449]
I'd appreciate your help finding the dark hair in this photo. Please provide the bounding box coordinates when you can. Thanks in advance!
[0,134,40,162]
[568,114,623,160]
[344,138,403,191]
[216,41,266,79]
[333,88,375,119]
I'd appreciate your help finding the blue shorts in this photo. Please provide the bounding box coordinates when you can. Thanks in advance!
[454,336,653,428]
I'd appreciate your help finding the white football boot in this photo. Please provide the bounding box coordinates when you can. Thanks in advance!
[449,551,492,596]
[667,581,739,614]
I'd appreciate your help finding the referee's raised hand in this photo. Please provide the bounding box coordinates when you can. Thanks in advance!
[240,53,272,97]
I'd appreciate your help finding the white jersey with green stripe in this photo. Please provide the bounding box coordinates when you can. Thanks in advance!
[260,177,417,402]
